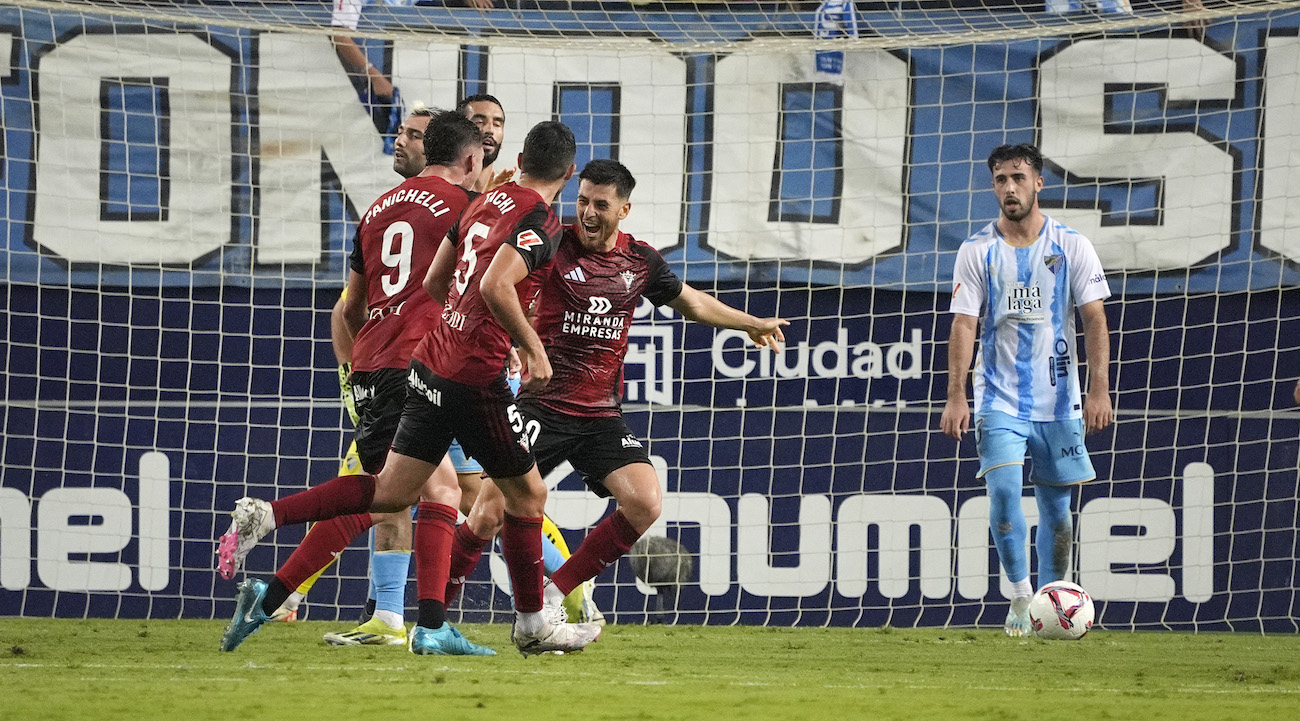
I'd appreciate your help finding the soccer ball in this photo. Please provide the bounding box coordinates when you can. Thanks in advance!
[629,535,693,587]
[1028,581,1095,640]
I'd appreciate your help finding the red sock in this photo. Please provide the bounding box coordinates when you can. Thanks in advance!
[274,513,374,590]
[414,502,457,604]
[445,523,492,605]
[551,509,641,596]
[500,513,545,613]
[270,474,376,527]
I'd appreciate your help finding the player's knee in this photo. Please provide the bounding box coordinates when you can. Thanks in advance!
[456,473,482,515]
[619,496,661,534]
[492,474,547,518]
[411,463,460,511]
[995,521,1014,537]
[468,511,503,539]
[370,493,416,514]
[468,493,506,538]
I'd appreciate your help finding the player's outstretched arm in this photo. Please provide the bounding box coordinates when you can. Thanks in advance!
[667,284,789,351]
[940,313,978,440]
[481,247,551,391]
[1079,299,1113,434]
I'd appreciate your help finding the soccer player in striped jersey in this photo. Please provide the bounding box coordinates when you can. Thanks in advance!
[445,159,788,622]
[940,143,1114,637]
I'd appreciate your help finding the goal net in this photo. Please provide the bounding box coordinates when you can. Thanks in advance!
[0,0,1297,633]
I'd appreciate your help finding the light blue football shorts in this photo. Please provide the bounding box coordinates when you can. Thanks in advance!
[447,440,481,475]
[973,410,1095,486]
[449,375,522,475]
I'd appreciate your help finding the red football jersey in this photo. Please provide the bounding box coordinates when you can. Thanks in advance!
[349,175,472,373]
[412,182,563,387]
[522,225,682,417]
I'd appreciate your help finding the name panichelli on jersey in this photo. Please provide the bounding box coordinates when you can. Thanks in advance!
[361,187,452,224]
[561,309,626,339]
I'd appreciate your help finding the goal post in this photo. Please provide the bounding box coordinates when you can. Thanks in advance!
[0,0,1297,632]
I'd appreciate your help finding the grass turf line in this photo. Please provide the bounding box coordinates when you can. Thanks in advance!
[1,619,1297,720]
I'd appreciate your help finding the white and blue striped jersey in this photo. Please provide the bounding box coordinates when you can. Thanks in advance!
[1047,0,1131,14]
[949,216,1111,422]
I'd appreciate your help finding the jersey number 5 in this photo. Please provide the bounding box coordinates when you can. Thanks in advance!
[506,404,542,449]
[453,221,489,297]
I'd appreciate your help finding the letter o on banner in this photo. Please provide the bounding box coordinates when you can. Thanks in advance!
[33,32,232,265]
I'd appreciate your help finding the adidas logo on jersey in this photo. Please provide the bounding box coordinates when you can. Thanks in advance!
[564,267,587,283]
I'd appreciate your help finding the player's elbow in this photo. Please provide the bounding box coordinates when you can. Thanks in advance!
[423,275,448,305]
[478,278,503,308]
[338,298,366,336]
[668,294,708,324]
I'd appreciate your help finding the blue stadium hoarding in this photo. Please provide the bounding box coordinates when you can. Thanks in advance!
[4,6,1300,291]
[3,283,1297,630]
[0,6,1298,630]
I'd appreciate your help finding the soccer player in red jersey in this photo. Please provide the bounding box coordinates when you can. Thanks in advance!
[266,106,459,630]
[274,99,599,638]
[219,121,603,657]
[446,158,789,622]
[216,109,495,655]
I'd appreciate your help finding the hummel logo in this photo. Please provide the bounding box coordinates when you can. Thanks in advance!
[564,267,587,283]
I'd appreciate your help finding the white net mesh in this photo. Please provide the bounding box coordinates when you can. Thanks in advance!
[0,0,1297,631]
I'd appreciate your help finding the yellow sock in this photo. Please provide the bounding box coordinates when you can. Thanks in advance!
[294,439,365,596]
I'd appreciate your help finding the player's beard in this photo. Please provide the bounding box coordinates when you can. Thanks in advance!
[1001,191,1035,222]
[392,152,423,179]
[482,141,500,167]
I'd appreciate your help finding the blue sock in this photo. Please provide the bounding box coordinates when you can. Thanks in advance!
[541,534,566,576]
[371,550,411,618]
[1035,483,1073,585]
[366,527,378,601]
[985,464,1029,584]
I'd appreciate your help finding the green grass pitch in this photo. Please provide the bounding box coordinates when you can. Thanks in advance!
[2,618,1297,720]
